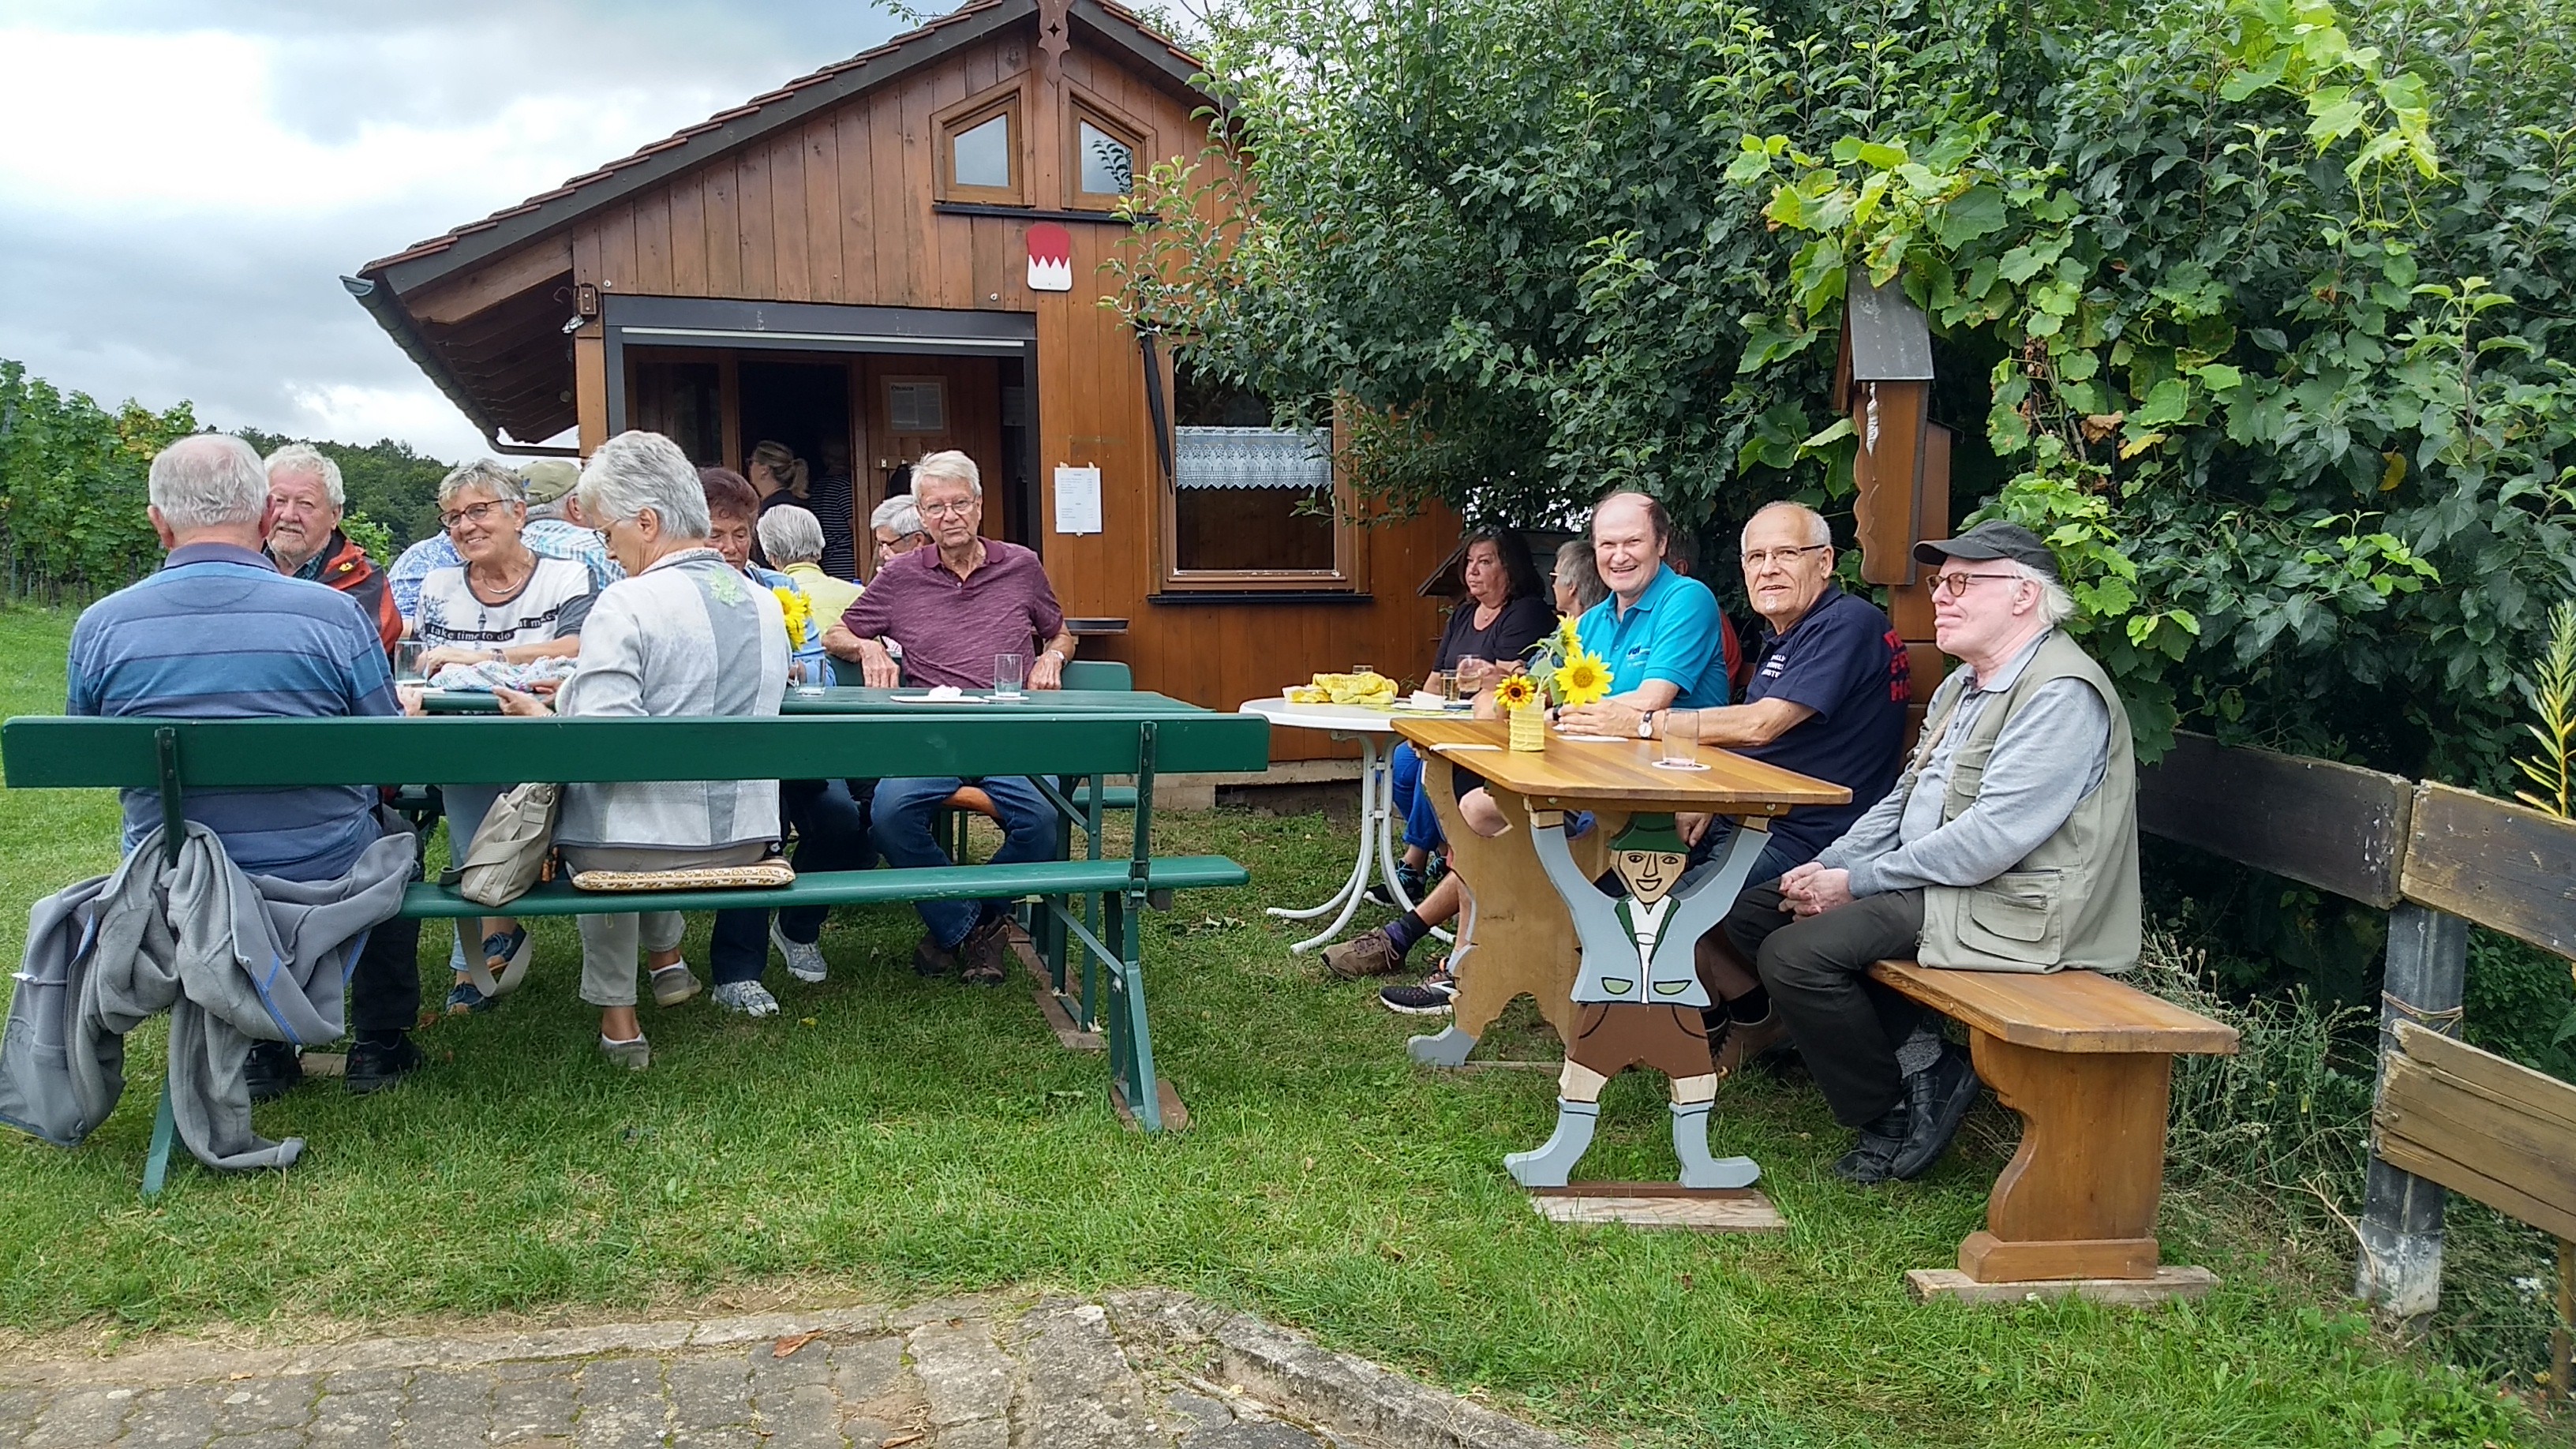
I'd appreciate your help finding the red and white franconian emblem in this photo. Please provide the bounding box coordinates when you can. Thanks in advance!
[1027,222,1073,293]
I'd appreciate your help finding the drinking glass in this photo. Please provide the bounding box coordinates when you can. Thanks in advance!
[1451,656,1486,703]
[393,640,427,683]
[1353,662,1376,679]
[993,653,1027,698]
[1658,710,1706,769]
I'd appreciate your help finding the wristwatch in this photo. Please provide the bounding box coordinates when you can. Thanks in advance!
[1638,710,1657,739]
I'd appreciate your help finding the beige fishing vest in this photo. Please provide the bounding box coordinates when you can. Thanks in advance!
[1914,631,2142,974]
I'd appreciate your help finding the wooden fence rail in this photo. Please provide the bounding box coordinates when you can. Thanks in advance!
[2139,733,2576,1350]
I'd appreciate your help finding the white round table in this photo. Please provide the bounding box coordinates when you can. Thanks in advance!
[1237,697,1451,953]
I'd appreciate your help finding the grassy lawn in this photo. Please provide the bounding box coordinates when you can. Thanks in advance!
[0,601,2542,1447]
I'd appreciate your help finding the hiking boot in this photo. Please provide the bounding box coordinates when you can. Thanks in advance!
[1833,1102,1911,1185]
[344,1033,423,1095]
[1378,968,1458,1016]
[710,980,781,1017]
[1710,1008,1788,1076]
[912,931,960,979]
[959,915,1011,987]
[244,1040,302,1104]
[1890,1041,1982,1181]
[771,922,829,983]
[649,961,702,1008]
[1324,929,1408,979]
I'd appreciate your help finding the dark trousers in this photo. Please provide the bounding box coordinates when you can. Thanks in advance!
[1721,884,1926,1128]
[348,811,425,1037]
[711,779,877,983]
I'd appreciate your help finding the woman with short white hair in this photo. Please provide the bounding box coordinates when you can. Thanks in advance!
[756,503,861,624]
[493,430,790,1069]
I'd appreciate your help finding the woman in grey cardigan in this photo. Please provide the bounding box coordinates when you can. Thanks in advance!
[497,430,788,1069]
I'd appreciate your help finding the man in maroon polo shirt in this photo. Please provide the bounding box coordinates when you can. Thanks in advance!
[825,450,1080,983]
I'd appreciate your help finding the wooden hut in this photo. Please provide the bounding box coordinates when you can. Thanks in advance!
[346,0,1458,763]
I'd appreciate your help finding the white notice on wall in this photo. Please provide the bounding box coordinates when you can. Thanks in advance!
[1053,465,1103,534]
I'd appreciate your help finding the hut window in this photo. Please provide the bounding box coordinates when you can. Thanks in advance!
[1162,363,1350,586]
[941,95,1022,202]
[1065,103,1144,211]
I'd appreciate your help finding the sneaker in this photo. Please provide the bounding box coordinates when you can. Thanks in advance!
[344,1033,423,1095]
[771,922,828,983]
[912,931,960,979]
[599,1034,651,1071]
[244,1040,302,1104]
[710,979,781,1017]
[1710,1008,1788,1076]
[1324,929,1408,979]
[1378,969,1458,1016]
[1890,1042,1983,1181]
[959,915,1011,987]
[1362,863,1430,910]
[445,979,496,1016]
[650,961,702,1008]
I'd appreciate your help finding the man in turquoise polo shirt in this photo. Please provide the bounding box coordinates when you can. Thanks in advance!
[1572,489,1732,710]
[1361,489,1736,1012]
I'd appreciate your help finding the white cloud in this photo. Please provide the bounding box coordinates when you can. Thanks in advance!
[0,3,906,471]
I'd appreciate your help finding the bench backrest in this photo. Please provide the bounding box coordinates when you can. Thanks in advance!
[2,712,1267,792]
[822,657,1136,691]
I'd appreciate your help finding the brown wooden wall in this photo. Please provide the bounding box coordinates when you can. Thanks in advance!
[545,21,1455,762]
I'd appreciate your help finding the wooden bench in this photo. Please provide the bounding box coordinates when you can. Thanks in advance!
[1,708,1269,1151]
[1870,960,2238,1290]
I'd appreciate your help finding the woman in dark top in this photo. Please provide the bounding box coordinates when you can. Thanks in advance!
[1381,528,1554,902]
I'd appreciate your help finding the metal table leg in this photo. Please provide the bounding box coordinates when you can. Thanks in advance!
[1268,734,1391,953]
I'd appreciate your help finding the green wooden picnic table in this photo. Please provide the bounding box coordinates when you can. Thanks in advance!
[414,687,1202,715]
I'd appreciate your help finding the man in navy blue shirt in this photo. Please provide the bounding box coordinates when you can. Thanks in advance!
[1561,501,1909,1065]
[68,434,425,1099]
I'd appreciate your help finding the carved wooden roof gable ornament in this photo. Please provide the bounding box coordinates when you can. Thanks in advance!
[1039,0,1072,59]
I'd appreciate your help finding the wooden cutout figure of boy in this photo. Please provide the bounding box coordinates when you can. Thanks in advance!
[1504,811,1766,1190]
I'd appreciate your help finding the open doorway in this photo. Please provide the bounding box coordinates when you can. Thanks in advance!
[739,359,857,576]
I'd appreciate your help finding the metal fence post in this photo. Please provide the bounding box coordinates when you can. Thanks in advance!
[2354,901,2469,1320]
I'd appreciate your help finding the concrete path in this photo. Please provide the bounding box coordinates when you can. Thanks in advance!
[0,1292,1566,1449]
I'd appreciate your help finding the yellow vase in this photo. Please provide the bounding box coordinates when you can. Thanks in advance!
[1508,703,1547,752]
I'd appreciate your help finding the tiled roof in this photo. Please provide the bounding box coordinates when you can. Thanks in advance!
[361,0,1200,277]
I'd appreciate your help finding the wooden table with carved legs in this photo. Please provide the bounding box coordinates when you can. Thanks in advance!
[1391,717,1847,1067]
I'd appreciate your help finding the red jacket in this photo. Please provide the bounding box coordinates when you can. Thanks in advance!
[283,530,402,653]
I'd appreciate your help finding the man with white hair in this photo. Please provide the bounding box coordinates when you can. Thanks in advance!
[867,495,930,575]
[263,443,400,651]
[1720,520,2140,1185]
[67,433,425,1097]
[826,449,1077,984]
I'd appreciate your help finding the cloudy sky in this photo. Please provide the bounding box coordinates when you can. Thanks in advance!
[0,0,909,463]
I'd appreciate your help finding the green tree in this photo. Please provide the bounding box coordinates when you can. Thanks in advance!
[1115,0,2576,788]
[0,359,195,597]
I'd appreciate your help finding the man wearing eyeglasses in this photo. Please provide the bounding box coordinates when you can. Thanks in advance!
[1559,500,1910,1071]
[1718,520,2140,1186]
[828,450,1077,987]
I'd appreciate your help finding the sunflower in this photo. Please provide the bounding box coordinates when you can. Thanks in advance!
[771,585,812,648]
[1555,616,1582,653]
[1495,675,1539,710]
[1554,648,1611,706]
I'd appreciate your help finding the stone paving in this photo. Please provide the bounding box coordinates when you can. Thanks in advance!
[0,1292,1565,1449]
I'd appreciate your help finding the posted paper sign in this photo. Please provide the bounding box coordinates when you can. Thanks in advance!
[1053,465,1103,534]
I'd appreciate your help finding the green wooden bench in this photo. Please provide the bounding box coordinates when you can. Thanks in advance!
[2,706,1267,1188]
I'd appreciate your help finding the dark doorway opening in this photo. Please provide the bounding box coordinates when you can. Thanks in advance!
[739,360,857,577]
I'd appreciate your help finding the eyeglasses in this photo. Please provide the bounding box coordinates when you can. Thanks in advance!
[916,500,975,519]
[1741,544,1830,568]
[439,500,515,531]
[1929,571,2025,597]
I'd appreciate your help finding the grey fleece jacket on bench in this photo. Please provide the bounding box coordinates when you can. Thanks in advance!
[1,818,413,1171]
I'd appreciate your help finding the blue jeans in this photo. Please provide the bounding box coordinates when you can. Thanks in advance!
[871,773,1061,947]
[710,778,877,983]
[1387,743,1445,854]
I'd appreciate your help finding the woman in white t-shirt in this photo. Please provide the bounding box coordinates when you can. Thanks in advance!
[413,462,596,1017]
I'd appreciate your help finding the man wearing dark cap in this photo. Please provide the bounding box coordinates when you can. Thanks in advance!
[1720,520,2140,1185]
